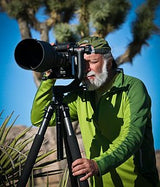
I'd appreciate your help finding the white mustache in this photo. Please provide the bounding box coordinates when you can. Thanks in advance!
[86,70,96,77]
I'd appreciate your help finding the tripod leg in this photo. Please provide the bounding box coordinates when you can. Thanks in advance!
[56,105,64,160]
[63,133,79,187]
[61,105,89,187]
[17,104,54,187]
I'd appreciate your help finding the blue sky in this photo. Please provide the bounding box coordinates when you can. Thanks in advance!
[0,2,160,150]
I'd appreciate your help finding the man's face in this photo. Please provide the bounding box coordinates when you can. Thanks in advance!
[83,53,108,91]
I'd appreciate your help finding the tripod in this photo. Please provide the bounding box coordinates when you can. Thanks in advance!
[17,79,89,187]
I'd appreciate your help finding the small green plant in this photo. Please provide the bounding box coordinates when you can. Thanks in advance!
[0,111,62,186]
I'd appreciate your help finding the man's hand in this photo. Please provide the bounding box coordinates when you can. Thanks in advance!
[72,158,99,181]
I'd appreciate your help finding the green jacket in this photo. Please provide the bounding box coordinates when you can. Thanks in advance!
[31,72,159,187]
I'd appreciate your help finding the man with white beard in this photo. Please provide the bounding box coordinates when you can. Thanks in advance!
[31,36,159,187]
[82,53,109,91]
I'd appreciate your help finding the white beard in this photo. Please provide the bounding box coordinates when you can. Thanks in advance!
[83,60,108,91]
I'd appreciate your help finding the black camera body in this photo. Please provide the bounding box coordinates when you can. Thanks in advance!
[14,39,92,80]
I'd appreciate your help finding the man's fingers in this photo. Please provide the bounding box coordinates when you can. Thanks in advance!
[80,173,92,181]
[72,167,92,182]
[71,158,99,181]
[72,164,85,174]
[72,158,85,168]
[72,168,87,176]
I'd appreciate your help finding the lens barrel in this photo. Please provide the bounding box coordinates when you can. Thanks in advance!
[14,39,67,72]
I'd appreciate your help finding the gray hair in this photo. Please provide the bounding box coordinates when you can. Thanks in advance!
[103,52,117,69]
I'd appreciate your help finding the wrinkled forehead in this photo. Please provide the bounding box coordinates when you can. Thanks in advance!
[84,52,103,61]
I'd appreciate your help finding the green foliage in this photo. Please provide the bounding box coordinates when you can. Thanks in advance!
[0,111,59,186]
[58,166,69,187]
[5,0,42,19]
[45,0,76,12]
[54,23,79,43]
[89,0,131,36]
[76,0,91,37]
[45,0,76,22]
[132,0,160,42]
[119,0,160,63]
[0,0,159,68]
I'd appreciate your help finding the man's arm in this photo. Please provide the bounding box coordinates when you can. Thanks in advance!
[31,79,56,126]
[93,78,151,175]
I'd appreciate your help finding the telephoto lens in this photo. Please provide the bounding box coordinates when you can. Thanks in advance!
[14,39,68,72]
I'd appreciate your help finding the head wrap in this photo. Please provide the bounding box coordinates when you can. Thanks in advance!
[78,36,111,54]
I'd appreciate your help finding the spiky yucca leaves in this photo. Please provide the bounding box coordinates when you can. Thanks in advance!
[89,0,131,37]
[0,111,60,187]
[54,23,79,43]
[58,165,69,187]
[76,0,93,38]
[116,0,160,65]
[45,0,77,24]
[0,0,42,21]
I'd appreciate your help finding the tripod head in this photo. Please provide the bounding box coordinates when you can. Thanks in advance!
[53,78,85,98]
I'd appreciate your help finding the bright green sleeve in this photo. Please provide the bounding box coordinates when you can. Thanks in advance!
[31,79,78,126]
[31,79,56,126]
[93,78,151,175]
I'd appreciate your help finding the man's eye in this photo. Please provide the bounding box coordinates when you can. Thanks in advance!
[90,60,98,64]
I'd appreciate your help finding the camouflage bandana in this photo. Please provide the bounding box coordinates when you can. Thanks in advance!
[77,36,111,54]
